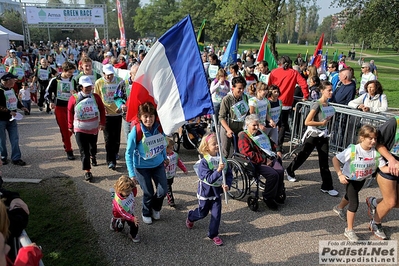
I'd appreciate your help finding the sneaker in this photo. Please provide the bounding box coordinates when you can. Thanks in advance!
[39,107,43,111]
[320,189,339,197]
[67,151,75,160]
[285,170,297,182]
[129,234,141,243]
[84,172,93,181]
[212,236,223,246]
[186,218,194,229]
[91,157,97,166]
[168,200,176,208]
[366,197,376,220]
[115,153,120,160]
[108,162,116,170]
[152,209,160,220]
[11,159,26,166]
[333,205,346,221]
[344,228,359,241]
[142,215,152,224]
[369,220,388,240]
[1,158,9,165]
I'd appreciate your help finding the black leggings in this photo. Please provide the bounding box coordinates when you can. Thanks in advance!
[344,179,366,212]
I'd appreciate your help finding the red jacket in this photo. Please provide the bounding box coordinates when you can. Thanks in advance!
[268,67,309,107]
[113,61,127,70]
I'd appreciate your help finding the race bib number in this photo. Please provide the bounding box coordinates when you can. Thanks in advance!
[349,159,376,180]
[322,105,335,119]
[38,69,48,80]
[75,98,99,120]
[269,106,281,124]
[4,90,18,110]
[231,100,249,122]
[252,134,272,153]
[143,134,166,160]
[208,65,218,79]
[57,81,73,101]
[103,84,117,104]
[16,68,24,79]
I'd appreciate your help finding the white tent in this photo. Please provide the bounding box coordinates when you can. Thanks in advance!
[0,25,24,56]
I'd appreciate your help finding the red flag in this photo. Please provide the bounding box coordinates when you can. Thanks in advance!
[256,33,268,64]
[310,33,324,68]
[116,0,126,47]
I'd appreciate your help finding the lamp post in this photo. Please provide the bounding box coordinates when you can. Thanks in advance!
[104,8,116,42]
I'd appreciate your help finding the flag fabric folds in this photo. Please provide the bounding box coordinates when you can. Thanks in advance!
[309,33,324,68]
[94,28,99,41]
[255,32,278,70]
[332,48,338,62]
[322,49,328,73]
[125,15,214,135]
[220,24,238,67]
[116,0,126,47]
[304,49,309,63]
[196,19,206,52]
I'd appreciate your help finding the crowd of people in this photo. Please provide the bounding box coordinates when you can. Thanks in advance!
[0,36,396,262]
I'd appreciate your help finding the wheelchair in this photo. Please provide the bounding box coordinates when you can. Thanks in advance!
[172,122,207,152]
[226,138,275,211]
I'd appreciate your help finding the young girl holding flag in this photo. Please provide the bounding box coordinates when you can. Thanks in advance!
[186,133,232,246]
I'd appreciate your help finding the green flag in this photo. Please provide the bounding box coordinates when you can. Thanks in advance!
[264,44,278,70]
[196,19,206,52]
[332,48,338,62]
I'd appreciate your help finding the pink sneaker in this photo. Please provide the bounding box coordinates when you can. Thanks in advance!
[212,236,223,246]
[186,218,194,229]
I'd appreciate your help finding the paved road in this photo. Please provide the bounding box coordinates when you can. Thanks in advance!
[4,109,399,265]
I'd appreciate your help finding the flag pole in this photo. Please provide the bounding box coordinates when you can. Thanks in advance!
[212,114,228,204]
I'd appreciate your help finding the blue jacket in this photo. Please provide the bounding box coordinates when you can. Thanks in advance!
[331,80,356,105]
[125,121,167,177]
[196,158,233,200]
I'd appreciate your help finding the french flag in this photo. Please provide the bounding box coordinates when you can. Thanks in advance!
[125,16,214,135]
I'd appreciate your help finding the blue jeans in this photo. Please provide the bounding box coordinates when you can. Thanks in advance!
[135,163,167,217]
[0,120,21,161]
[122,117,131,142]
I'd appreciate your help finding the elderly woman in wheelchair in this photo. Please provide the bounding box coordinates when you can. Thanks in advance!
[237,114,285,211]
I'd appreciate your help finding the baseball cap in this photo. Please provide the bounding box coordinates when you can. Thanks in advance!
[319,74,327,81]
[1,73,18,81]
[9,49,16,53]
[244,61,255,68]
[103,64,115,75]
[361,62,370,68]
[79,75,93,87]
[106,51,113,57]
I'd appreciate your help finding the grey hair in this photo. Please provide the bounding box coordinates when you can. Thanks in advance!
[245,114,259,126]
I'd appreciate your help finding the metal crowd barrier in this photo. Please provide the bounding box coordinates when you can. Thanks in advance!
[285,100,395,187]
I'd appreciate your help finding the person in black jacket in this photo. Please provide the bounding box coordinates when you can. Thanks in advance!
[0,73,29,166]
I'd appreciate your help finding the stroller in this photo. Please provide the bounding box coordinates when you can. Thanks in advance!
[172,121,208,152]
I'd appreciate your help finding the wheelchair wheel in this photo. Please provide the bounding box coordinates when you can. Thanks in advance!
[227,159,247,200]
[172,133,180,152]
[247,196,259,211]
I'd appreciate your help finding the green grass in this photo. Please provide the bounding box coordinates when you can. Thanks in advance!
[240,43,399,108]
[6,179,109,266]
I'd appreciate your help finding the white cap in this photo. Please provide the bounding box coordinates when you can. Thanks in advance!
[9,49,16,53]
[319,74,327,81]
[103,64,115,75]
[79,75,93,87]
[106,51,113,57]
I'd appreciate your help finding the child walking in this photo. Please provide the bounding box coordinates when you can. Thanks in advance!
[165,138,188,207]
[18,82,31,115]
[110,175,140,243]
[186,133,233,246]
[248,82,275,133]
[332,125,387,241]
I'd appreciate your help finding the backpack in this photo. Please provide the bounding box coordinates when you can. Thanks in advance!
[131,120,163,144]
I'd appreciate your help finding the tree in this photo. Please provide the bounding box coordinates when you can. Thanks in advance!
[0,10,23,35]
[134,0,180,37]
[332,0,399,50]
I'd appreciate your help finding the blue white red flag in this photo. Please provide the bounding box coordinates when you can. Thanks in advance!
[310,33,324,68]
[125,15,214,135]
[221,24,238,67]
[322,49,328,73]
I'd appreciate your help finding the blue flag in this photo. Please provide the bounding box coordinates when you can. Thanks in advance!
[221,24,238,67]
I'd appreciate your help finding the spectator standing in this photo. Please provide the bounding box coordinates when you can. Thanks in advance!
[0,73,28,166]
